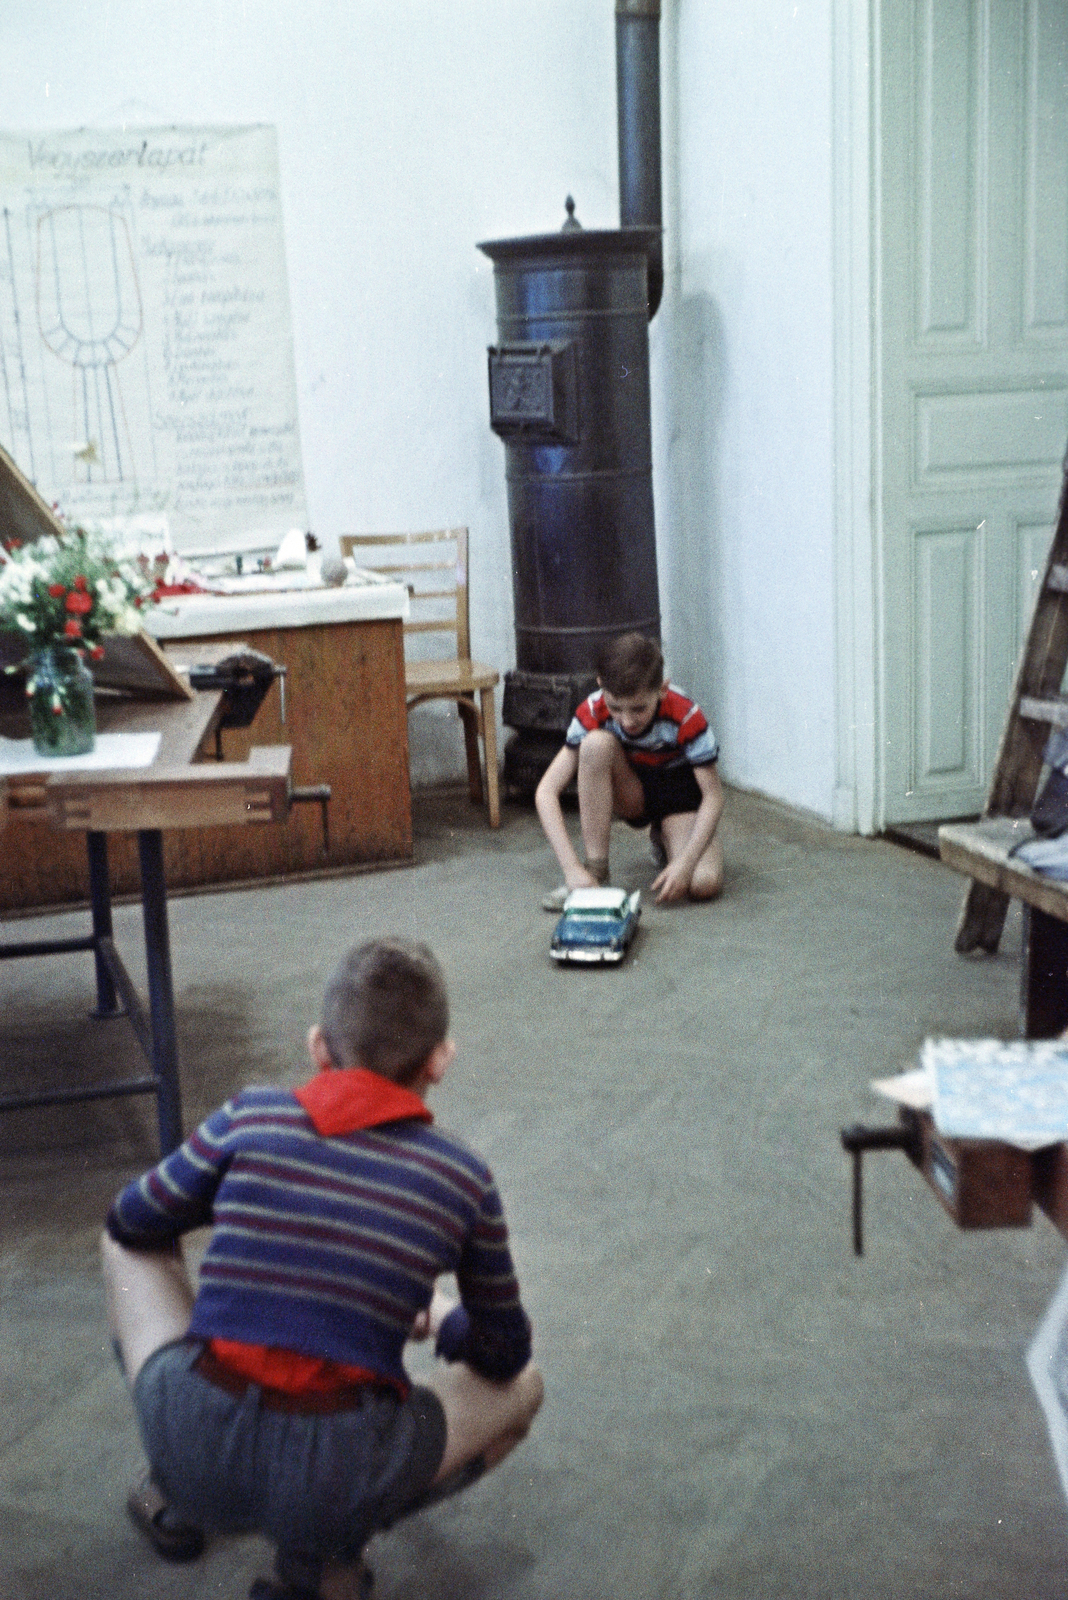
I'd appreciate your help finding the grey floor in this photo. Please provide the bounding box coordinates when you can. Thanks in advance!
[2,784,1068,1600]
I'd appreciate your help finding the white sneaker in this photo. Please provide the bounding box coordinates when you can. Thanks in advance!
[541,885,570,912]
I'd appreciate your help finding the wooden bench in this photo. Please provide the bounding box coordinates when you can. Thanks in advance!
[939,818,1068,1040]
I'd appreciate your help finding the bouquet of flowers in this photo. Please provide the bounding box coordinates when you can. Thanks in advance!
[0,524,153,658]
[0,523,158,756]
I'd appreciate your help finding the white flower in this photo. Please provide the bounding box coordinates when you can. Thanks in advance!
[15,612,35,632]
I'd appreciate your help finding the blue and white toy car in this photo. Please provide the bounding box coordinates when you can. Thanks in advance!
[550,886,642,965]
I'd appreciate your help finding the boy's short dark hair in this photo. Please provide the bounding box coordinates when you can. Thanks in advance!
[596,632,665,697]
[320,938,449,1085]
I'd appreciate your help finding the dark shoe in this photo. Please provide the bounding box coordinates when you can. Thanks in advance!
[126,1471,206,1561]
[649,825,667,870]
[249,1562,372,1600]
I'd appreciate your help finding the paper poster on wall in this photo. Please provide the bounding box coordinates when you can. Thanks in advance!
[0,124,306,551]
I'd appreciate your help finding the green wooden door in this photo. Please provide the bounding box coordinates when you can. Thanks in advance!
[880,0,1068,824]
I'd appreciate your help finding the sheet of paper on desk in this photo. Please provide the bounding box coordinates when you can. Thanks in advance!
[871,1067,934,1110]
[922,1036,1068,1151]
[0,732,161,774]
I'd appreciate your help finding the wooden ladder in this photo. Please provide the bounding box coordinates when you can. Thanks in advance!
[956,452,1068,954]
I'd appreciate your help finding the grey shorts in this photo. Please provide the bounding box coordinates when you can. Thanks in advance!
[133,1337,447,1566]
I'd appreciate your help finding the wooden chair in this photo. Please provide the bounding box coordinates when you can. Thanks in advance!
[339,527,500,827]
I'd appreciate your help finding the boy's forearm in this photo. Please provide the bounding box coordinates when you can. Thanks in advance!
[675,788,724,876]
[536,791,583,876]
[535,758,586,878]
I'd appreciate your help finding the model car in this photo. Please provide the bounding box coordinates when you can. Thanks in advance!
[550,886,642,965]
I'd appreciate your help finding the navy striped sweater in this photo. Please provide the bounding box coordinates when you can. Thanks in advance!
[106,1079,532,1389]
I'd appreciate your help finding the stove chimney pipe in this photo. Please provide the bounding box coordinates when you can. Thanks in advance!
[616,0,663,317]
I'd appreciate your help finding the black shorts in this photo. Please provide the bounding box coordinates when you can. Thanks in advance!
[625,760,708,826]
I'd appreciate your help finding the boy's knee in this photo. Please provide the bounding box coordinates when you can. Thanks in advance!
[577,729,617,772]
[689,878,723,902]
[517,1361,544,1427]
[689,862,724,901]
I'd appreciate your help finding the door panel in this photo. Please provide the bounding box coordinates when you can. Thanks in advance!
[911,524,982,793]
[880,0,1068,824]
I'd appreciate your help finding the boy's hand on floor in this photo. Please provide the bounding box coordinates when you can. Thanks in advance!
[565,866,600,890]
[652,861,693,904]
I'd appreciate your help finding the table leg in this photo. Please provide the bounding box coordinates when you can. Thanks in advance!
[1021,904,1068,1039]
[138,830,183,1153]
[86,830,119,1018]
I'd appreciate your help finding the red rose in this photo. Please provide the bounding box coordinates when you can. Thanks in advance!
[90,644,105,660]
[65,590,92,615]
[73,574,89,592]
[48,582,66,598]
[64,618,82,638]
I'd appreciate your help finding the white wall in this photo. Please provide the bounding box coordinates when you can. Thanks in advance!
[6,0,843,818]
[656,0,838,822]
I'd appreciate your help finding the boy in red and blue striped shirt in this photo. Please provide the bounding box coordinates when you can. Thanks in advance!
[535,632,724,907]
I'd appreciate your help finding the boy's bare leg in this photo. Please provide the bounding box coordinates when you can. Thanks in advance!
[577,730,644,871]
[424,1358,544,1480]
[660,811,724,900]
[100,1230,195,1387]
[318,1361,541,1600]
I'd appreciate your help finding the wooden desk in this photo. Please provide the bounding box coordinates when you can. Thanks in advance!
[158,612,411,888]
[1,602,412,911]
[0,650,291,1153]
[940,818,1068,1039]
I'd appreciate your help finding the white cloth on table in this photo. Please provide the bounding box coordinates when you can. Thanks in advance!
[0,732,160,774]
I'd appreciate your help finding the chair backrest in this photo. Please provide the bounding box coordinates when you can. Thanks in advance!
[339,527,471,662]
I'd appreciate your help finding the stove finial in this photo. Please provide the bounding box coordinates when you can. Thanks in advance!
[561,196,582,232]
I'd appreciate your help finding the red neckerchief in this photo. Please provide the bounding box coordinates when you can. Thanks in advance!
[293,1066,432,1135]
[205,1068,431,1397]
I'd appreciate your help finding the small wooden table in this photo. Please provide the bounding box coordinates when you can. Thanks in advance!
[0,648,291,1153]
[882,818,1068,1245]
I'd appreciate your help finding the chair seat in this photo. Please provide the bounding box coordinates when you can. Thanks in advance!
[405,658,499,698]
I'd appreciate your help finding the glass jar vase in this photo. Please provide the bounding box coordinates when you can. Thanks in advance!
[26,644,96,757]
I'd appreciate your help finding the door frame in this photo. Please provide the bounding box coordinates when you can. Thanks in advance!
[832,0,882,835]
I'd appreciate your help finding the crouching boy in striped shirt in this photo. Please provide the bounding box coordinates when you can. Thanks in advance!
[102,938,542,1600]
[535,632,725,908]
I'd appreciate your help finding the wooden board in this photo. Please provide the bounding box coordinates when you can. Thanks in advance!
[0,437,191,701]
[0,441,63,550]
[917,1112,1033,1229]
[48,745,291,832]
[939,818,1068,925]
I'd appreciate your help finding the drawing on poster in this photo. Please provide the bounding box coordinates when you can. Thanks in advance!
[0,126,306,551]
[37,204,146,485]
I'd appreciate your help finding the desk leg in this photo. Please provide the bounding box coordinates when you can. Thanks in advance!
[86,831,119,1018]
[1022,905,1068,1039]
[138,830,183,1153]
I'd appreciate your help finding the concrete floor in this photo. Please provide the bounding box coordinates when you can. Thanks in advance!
[2,784,1068,1600]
